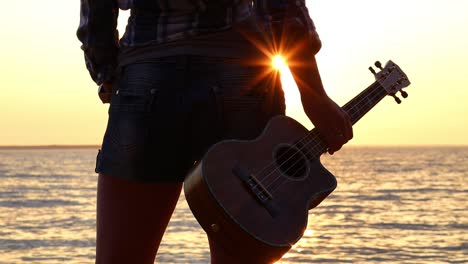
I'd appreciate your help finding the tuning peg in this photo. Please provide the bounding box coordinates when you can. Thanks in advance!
[400,90,408,98]
[397,77,408,84]
[391,94,402,104]
[375,61,383,70]
[369,66,377,75]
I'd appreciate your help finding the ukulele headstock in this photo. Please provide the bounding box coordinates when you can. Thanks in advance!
[369,60,411,104]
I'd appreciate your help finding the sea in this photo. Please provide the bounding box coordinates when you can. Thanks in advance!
[0,146,466,263]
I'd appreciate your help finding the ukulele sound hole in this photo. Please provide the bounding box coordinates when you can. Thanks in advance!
[274,145,308,179]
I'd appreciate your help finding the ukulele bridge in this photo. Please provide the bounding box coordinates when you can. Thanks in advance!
[232,164,280,217]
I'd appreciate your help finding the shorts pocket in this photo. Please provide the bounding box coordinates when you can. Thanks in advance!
[109,63,164,113]
[110,88,158,113]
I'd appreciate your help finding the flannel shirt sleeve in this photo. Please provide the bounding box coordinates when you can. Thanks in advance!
[77,0,120,85]
[254,0,321,54]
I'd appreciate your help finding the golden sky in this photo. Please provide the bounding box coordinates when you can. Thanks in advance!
[0,0,467,146]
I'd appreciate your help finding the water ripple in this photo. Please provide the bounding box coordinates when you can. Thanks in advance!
[0,199,81,208]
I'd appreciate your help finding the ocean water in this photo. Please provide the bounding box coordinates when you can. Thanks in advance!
[0,147,466,263]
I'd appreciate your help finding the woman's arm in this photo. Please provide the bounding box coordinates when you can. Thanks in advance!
[77,0,120,86]
[254,0,352,154]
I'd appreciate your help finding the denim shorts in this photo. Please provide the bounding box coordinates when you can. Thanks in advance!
[95,55,285,182]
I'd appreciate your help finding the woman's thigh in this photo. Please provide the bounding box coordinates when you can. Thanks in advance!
[95,173,182,264]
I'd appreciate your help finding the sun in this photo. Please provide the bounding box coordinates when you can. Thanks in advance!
[272,55,287,72]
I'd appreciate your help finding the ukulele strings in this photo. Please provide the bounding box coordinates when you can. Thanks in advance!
[265,83,385,194]
[261,85,383,195]
[265,83,385,193]
[247,82,385,196]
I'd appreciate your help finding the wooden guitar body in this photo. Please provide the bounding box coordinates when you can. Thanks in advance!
[184,116,337,263]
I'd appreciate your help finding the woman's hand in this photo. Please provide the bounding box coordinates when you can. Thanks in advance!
[305,96,353,155]
[98,82,113,104]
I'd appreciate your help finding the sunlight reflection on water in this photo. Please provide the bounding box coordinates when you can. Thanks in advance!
[0,147,466,263]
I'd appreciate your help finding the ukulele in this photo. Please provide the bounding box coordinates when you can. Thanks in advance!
[184,60,411,263]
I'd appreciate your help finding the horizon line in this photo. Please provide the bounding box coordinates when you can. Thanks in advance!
[0,144,467,150]
[0,145,100,149]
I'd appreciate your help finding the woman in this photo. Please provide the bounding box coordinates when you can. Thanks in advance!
[77,0,352,263]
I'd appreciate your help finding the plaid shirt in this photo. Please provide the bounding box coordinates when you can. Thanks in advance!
[77,0,318,85]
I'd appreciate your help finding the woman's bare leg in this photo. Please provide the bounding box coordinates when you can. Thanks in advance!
[95,173,182,264]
